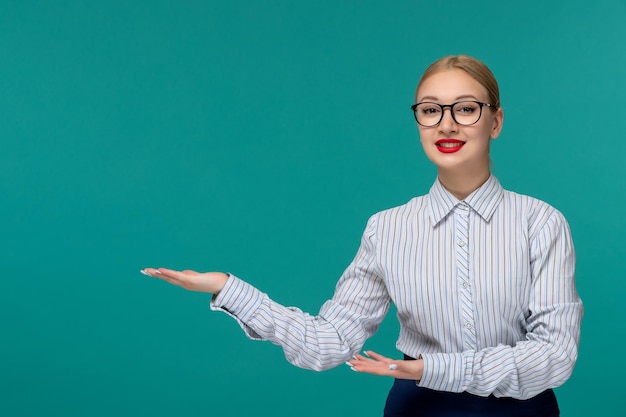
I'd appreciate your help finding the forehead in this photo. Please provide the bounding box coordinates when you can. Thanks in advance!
[416,69,489,102]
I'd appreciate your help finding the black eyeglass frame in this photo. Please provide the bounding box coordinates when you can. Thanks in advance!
[410,100,497,127]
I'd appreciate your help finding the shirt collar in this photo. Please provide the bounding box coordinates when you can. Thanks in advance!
[428,175,504,226]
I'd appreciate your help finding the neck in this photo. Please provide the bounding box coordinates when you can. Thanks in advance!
[437,168,491,200]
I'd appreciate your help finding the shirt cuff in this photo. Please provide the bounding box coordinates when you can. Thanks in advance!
[419,351,473,393]
[209,274,266,340]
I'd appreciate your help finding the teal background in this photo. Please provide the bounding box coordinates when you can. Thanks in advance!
[1,1,624,416]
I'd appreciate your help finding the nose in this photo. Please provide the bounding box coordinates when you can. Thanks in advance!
[438,107,458,133]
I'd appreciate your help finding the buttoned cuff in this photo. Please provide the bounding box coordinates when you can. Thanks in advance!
[210,274,266,340]
[419,351,473,393]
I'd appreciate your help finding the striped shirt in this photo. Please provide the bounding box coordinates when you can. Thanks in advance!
[211,175,583,400]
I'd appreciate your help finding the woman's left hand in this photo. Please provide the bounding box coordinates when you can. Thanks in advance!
[347,350,424,381]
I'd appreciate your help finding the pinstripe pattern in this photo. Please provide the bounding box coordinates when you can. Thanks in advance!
[211,175,583,400]
[455,202,477,351]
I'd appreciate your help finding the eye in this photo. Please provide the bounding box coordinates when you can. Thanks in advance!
[418,103,441,115]
[454,102,479,114]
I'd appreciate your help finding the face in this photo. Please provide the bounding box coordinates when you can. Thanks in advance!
[415,69,503,175]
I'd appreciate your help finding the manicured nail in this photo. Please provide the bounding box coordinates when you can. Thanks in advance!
[153,269,162,274]
[345,361,354,367]
[388,364,398,371]
[140,269,151,276]
[350,367,359,372]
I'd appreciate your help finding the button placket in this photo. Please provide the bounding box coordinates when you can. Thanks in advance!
[454,202,477,349]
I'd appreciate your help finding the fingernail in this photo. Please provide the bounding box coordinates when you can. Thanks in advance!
[140,270,151,277]
[388,364,398,370]
[153,269,162,274]
[345,362,354,367]
[350,367,359,372]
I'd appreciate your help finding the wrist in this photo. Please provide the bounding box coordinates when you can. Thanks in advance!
[212,272,230,294]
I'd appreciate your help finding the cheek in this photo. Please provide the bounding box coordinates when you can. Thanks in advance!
[471,121,495,141]
[417,126,432,142]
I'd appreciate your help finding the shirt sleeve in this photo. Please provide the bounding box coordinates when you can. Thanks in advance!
[210,215,391,371]
[419,209,583,400]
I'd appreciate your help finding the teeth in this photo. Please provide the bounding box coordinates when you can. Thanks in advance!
[438,142,464,148]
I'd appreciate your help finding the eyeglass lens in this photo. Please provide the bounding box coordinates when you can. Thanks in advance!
[414,101,484,127]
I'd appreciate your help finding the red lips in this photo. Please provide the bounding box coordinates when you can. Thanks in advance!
[435,139,465,153]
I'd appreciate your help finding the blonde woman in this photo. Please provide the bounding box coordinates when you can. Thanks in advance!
[142,55,582,417]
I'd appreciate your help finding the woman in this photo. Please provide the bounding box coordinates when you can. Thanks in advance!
[141,55,583,417]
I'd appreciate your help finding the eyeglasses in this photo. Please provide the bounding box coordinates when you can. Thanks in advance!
[410,100,497,127]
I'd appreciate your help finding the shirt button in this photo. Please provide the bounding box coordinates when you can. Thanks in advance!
[465,323,473,330]
[457,241,465,247]
[462,282,468,289]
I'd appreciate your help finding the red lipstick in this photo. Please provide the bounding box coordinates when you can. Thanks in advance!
[435,139,465,153]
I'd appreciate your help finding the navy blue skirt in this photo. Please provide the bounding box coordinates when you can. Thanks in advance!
[383,356,560,417]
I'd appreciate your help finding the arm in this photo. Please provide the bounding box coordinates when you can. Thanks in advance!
[350,210,583,400]
[142,215,391,372]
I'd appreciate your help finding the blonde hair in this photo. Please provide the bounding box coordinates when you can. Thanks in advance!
[416,55,501,108]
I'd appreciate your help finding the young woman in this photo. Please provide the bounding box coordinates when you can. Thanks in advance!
[141,55,583,417]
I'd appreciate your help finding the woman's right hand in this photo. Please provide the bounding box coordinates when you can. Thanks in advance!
[140,268,229,294]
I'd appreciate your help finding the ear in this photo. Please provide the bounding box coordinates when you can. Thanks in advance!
[490,107,504,140]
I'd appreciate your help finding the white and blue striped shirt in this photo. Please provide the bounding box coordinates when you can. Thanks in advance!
[211,175,583,400]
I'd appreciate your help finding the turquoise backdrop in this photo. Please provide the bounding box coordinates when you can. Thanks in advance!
[1,1,624,416]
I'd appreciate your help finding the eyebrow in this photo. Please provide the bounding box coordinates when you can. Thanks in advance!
[418,94,481,102]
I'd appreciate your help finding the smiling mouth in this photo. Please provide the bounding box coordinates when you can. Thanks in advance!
[436,139,465,153]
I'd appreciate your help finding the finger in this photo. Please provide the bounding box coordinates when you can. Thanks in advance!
[141,268,189,287]
[351,351,404,373]
[351,353,378,365]
[350,361,395,376]
[374,354,398,371]
[142,268,188,282]
[352,351,390,367]
[363,350,389,362]
[140,268,163,277]
[158,268,200,280]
